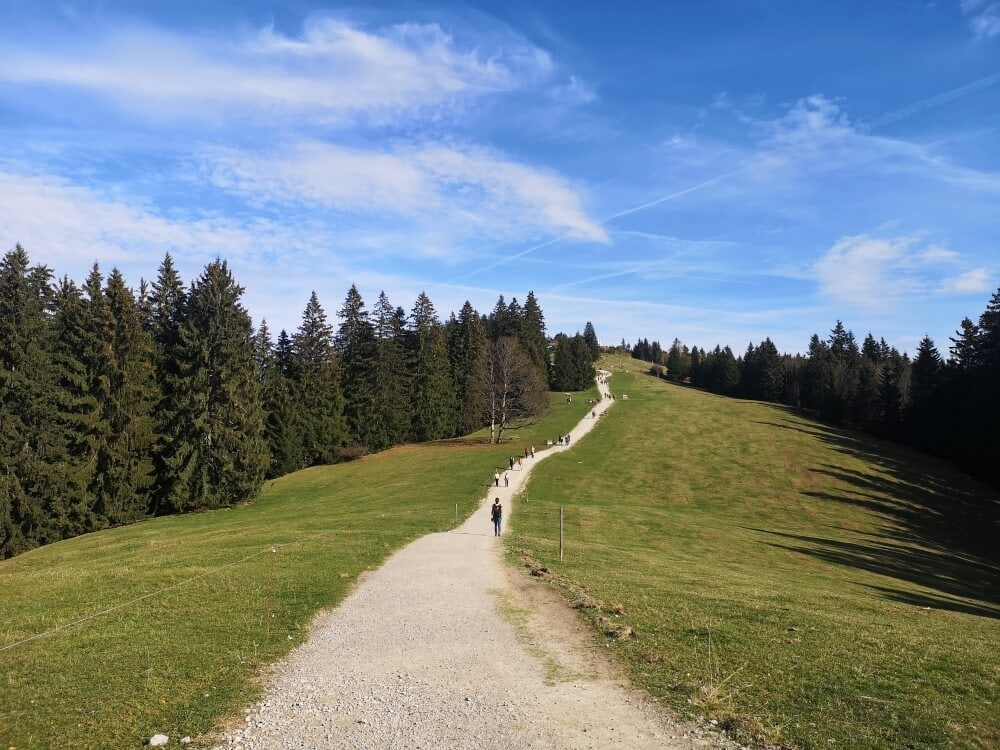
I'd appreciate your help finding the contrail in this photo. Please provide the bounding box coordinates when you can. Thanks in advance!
[455,73,998,284]
[870,71,1000,128]
[454,168,743,281]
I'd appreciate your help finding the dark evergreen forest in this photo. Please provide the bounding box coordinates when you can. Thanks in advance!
[628,289,1000,490]
[0,246,600,558]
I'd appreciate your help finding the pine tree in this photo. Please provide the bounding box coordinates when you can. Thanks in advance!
[410,293,457,441]
[336,285,378,449]
[293,292,346,465]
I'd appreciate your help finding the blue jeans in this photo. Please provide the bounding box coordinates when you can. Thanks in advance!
[493,517,502,536]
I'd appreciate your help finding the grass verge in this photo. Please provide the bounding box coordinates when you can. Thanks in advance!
[508,355,999,750]
[0,386,596,749]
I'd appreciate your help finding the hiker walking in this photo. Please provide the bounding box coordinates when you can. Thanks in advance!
[530,446,535,458]
[494,471,500,487]
[509,456,515,471]
[504,473,509,487]
[491,498,503,536]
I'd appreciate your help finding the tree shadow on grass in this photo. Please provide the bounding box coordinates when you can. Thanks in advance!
[747,526,1000,619]
[749,414,1000,619]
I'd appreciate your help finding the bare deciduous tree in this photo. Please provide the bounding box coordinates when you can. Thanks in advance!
[476,337,548,444]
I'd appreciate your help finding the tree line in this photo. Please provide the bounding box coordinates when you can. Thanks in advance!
[627,287,1000,489]
[0,246,600,558]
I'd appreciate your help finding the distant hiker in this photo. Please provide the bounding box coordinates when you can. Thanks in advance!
[504,473,510,487]
[494,471,500,487]
[524,447,529,459]
[566,434,571,445]
[530,446,535,458]
[491,499,503,536]
[592,410,596,418]
[509,456,515,470]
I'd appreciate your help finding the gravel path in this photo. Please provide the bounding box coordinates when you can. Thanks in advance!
[214,373,737,750]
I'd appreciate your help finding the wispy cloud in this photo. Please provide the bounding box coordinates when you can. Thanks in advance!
[0,16,554,124]
[0,169,331,269]
[960,0,1000,38]
[203,140,607,253]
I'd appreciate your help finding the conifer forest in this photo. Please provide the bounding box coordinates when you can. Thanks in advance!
[0,246,599,558]
[630,287,1000,491]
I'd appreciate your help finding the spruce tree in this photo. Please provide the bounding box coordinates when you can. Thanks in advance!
[448,301,488,434]
[0,246,72,556]
[148,254,188,515]
[293,292,346,465]
[161,260,268,510]
[521,292,549,370]
[79,268,157,526]
[336,285,378,449]
[264,327,304,476]
[908,335,943,451]
[370,291,412,449]
[410,293,458,441]
[569,334,596,389]
[583,321,600,362]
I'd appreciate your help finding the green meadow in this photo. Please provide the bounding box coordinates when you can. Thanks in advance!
[509,356,999,750]
[0,388,596,749]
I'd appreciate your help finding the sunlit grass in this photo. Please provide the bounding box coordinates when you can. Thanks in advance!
[509,355,999,749]
[0,386,596,749]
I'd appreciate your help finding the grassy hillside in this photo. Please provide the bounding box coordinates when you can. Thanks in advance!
[0,387,596,749]
[509,356,999,750]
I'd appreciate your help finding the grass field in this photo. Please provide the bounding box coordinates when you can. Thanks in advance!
[0,387,596,749]
[509,356,999,750]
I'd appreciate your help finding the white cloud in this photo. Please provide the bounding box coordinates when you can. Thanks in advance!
[203,140,608,247]
[812,233,989,309]
[940,267,992,293]
[0,169,330,270]
[813,235,921,311]
[0,16,554,124]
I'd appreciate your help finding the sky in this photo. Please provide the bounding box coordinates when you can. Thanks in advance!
[0,1,997,354]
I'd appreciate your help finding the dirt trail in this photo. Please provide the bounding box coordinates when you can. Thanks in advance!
[215,372,735,750]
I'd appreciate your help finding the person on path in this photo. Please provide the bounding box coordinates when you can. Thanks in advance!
[524,447,529,459]
[518,457,523,469]
[491,499,503,536]
[494,471,500,487]
[592,410,596,418]
[509,456,515,470]
[530,446,535,458]
[504,473,509,487]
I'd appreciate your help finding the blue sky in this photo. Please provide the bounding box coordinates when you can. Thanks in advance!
[0,1,997,353]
